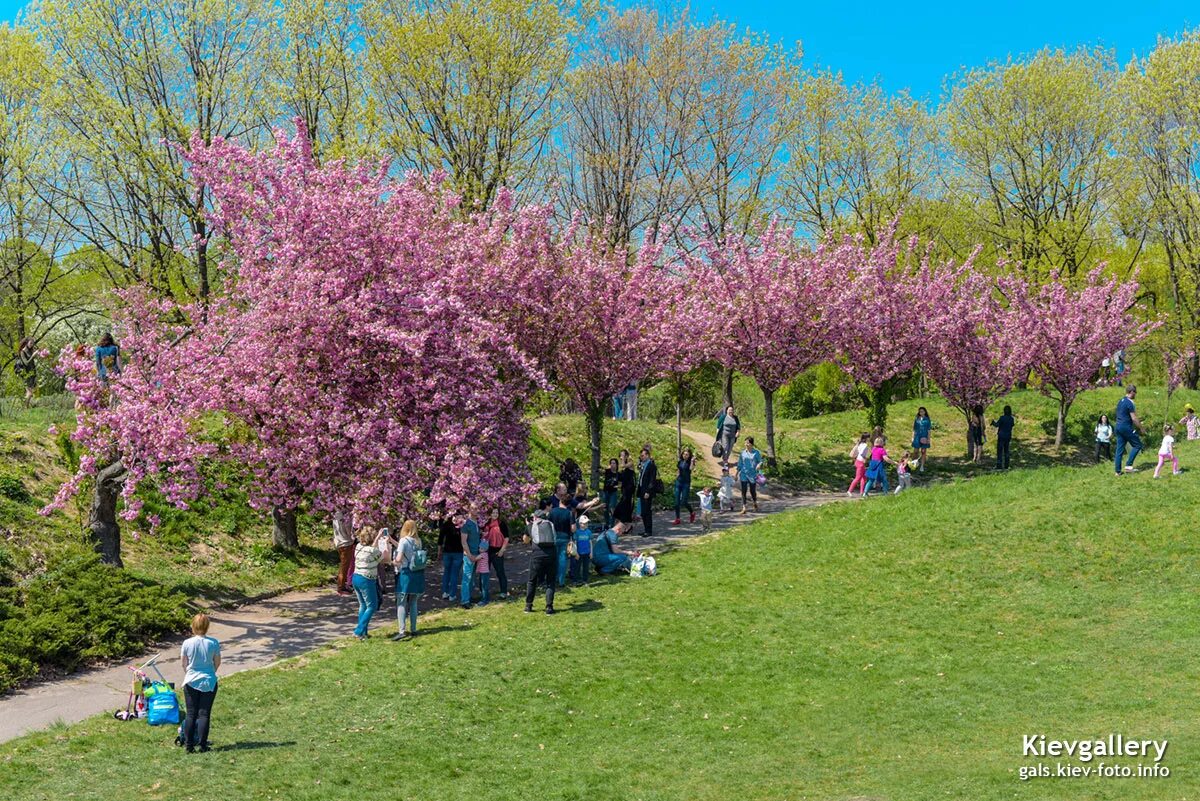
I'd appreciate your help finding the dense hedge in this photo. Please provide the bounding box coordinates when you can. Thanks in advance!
[0,548,189,694]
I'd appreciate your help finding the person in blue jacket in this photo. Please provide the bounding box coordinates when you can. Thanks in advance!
[95,333,122,382]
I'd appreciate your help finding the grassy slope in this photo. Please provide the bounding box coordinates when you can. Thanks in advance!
[4,459,1197,800]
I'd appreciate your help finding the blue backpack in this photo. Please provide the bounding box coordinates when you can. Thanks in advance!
[575,528,592,556]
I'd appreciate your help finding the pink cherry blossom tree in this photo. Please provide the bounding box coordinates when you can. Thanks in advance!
[1012,267,1160,445]
[694,223,834,467]
[47,125,547,560]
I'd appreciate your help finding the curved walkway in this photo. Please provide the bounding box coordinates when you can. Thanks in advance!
[0,425,839,744]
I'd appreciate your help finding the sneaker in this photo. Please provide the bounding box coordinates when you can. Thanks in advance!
[689,512,695,523]
[545,608,556,615]
[847,490,853,497]
[524,606,534,613]
[198,745,211,753]
[461,603,472,609]
[672,518,681,525]
[1124,466,1139,473]
[392,632,411,641]
[1174,470,1183,475]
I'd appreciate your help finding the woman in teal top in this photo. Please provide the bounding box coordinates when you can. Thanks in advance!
[737,437,763,513]
[95,333,122,382]
[911,407,932,472]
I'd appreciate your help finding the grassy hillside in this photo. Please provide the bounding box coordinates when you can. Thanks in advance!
[3,459,1196,799]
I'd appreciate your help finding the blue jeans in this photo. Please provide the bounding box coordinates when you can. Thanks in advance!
[673,481,692,518]
[441,553,462,598]
[863,473,890,495]
[595,552,632,575]
[460,556,477,605]
[474,567,491,605]
[1114,427,1143,474]
[352,574,379,637]
[569,553,591,583]
[556,541,569,586]
[397,593,419,635]
[601,490,618,527]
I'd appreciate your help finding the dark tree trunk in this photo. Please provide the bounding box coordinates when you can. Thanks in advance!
[586,401,604,491]
[762,385,778,469]
[89,459,127,567]
[1055,398,1070,447]
[272,506,299,550]
[721,366,735,411]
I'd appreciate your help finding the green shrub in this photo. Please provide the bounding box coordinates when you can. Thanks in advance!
[0,548,190,694]
[0,474,31,503]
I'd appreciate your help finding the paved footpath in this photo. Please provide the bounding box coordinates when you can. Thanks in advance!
[0,426,838,744]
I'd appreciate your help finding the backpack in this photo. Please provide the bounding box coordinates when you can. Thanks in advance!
[530,518,556,546]
[410,547,428,571]
[575,528,592,556]
[652,477,665,496]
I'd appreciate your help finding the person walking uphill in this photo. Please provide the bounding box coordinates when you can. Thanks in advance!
[737,437,764,513]
[716,406,741,466]
[637,446,659,536]
[391,520,426,640]
[352,529,385,639]
[1114,385,1147,475]
[180,613,220,753]
[673,448,696,525]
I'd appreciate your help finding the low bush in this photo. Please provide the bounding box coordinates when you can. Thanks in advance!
[0,548,189,694]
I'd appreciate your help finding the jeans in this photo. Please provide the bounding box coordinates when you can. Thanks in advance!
[525,545,557,610]
[601,490,618,527]
[352,573,379,637]
[568,553,591,583]
[397,593,419,635]
[1114,427,1143,474]
[556,541,569,586]
[460,555,478,605]
[996,437,1011,470]
[594,552,632,575]
[863,473,890,495]
[441,552,463,598]
[673,481,692,518]
[1095,440,1111,462]
[475,568,491,605]
[182,683,218,749]
[489,549,507,595]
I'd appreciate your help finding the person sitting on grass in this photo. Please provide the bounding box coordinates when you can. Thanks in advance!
[862,437,896,497]
[352,528,385,639]
[180,613,221,754]
[592,521,636,575]
[1154,424,1182,479]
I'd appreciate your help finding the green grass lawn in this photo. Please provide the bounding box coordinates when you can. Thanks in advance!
[4,458,1197,800]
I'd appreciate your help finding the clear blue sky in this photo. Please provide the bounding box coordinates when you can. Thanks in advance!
[2,0,1196,100]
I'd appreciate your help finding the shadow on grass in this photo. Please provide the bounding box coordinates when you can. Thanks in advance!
[213,741,296,752]
[565,599,605,614]
[414,624,473,637]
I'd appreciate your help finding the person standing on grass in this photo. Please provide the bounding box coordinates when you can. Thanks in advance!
[1095,414,1114,462]
[352,528,384,639]
[483,509,510,599]
[569,513,593,585]
[1179,405,1200,441]
[1154,424,1182,479]
[391,520,425,640]
[459,508,483,608]
[715,405,741,466]
[525,503,558,615]
[1114,385,1147,475]
[969,405,986,464]
[911,408,932,472]
[602,458,620,528]
[737,437,763,514]
[180,612,220,753]
[673,447,696,525]
[862,437,895,497]
[559,458,584,496]
[550,484,575,587]
[991,405,1015,470]
[847,432,870,496]
[332,509,355,595]
[437,510,463,602]
[615,449,637,525]
[637,446,658,536]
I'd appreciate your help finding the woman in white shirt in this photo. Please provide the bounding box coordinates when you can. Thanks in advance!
[352,528,385,639]
[1094,414,1113,463]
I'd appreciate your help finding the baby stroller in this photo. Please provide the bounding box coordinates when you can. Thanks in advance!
[116,654,184,741]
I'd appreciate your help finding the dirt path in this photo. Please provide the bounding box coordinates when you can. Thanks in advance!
[0,426,841,744]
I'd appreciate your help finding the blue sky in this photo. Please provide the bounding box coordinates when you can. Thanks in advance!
[2,0,1196,100]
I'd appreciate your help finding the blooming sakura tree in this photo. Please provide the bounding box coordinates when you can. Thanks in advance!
[918,266,1029,452]
[695,223,834,466]
[1013,267,1160,445]
[48,126,547,559]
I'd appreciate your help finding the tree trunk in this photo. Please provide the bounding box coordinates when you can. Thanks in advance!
[762,385,777,469]
[675,397,683,454]
[586,401,604,491]
[1055,398,1070,447]
[721,366,735,411]
[89,459,127,567]
[272,506,299,550]
[862,383,890,431]
[964,410,973,460]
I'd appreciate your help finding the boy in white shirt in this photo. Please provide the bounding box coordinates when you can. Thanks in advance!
[718,467,735,512]
[1154,424,1181,478]
[696,487,715,532]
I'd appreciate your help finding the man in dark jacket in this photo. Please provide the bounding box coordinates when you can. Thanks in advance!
[637,445,657,537]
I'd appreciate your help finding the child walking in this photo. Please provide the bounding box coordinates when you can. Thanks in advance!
[847,432,870,496]
[862,438,895,498]
[718,467,735,512]
[894,455,914,494]
[697,487,715,532]
[1154,424,1181,478]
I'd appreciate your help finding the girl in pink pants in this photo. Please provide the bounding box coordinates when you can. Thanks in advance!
[847,433,870,496]
[1154,424,1181,478]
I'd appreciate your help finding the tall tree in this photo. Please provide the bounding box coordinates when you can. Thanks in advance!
[363,0,579,210]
